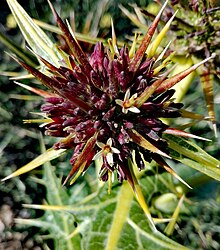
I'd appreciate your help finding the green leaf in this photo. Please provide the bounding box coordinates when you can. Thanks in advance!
[165,134,220,181]
[31,136,81,250]
[70,178,187,250]
[6,0,62,67]
[42,162,81,250]
[23,172,187,250]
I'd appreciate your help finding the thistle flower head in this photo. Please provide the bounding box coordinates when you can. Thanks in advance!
[10,0,214,191]
[40,39,178,185]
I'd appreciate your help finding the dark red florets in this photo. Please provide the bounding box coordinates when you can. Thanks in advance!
[39,42,183,183]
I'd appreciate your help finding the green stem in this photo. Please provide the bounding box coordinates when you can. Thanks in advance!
[105,182,133,250]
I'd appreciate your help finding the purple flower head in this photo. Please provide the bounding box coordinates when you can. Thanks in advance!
[13,1,213,195]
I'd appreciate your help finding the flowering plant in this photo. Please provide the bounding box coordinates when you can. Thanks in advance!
[1,0,220,249]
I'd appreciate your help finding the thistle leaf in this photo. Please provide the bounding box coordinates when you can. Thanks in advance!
[18,136,185,249]
[6,0,62,66]
[165,134,220,181]
[21,174,187,250]
[14,135,81,249]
